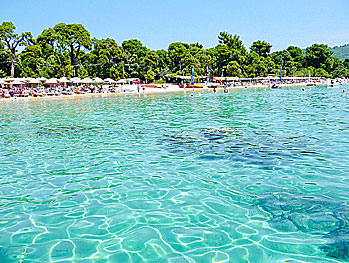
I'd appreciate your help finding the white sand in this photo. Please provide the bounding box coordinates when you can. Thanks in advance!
[0,83,308,103]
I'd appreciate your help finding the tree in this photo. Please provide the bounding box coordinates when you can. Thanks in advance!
[54,23,91,77]
[156,49,170,79]
[287,46,304,64]
[87,38,123,78]
[218,32,247,65]
[36,27,71,78]
[0,22,32,77]
[168,42,189,74]
[225,61,242,76]
[0,44,11,77]
[247,52,269,77]
[19,44,42,77]
[250,40,272,58]
[305,44,334,73]
[122,39,148,78]
[36,28,57,59]
[145,69,155,83]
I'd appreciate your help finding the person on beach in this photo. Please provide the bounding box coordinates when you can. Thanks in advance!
[137,84,140,93]
[213,86,217,93]
[224,84,228,93]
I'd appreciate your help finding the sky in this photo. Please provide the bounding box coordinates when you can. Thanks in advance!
[1,0,348,52]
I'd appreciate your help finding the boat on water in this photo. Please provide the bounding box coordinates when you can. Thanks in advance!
[326,79,340,88]
[141,84,168,88]
[270,71,283,89]
[270,83,281,89]
[184,84,204,88]
[206,83,220,88]
[306,82,316,87]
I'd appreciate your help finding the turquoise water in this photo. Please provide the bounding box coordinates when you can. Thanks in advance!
[0,86,348,263]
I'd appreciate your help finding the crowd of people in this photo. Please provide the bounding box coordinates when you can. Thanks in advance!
[0,76,348,100]
[0,84,120,98]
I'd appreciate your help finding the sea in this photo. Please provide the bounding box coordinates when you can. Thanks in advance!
[0,85,348,262]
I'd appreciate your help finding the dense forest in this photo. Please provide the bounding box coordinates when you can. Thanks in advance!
[1,22,348,81]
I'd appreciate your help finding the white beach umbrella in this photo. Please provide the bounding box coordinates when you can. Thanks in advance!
[4,78,17,82]
[29,79,41,84]
[71,77,81,84]
[20,78,32,83]
[93,77,104,84]
[38,77,47,81]
[80,78,93,84]
[58,77,71,83]
[45,78,58,84]
[9,80,25,85]
[104,78,116,83]
[116,79,127,84]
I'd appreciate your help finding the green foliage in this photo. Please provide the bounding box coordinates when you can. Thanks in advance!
[145,69,155,82]
[314,68,330,77]
[153,79,166,84]
[0,21,32,77]
[305,44,334,73]
[54,23,91,77]
[250,40,272,57]
[330,44,349,61]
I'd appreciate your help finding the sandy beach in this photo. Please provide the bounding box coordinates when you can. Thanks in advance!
[0,83,310,103]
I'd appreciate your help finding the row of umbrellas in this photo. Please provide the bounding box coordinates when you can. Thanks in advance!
[0,77,119,85]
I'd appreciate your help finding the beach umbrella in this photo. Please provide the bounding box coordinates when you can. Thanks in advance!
[58,77,71,83]
[45,78,58,84]
[29,79,41,84]
[4,78,17,82]
[104,78,116,83]
[20,78,32,83]
[38,77,47,81]
[71,77,81,84]
[93,77,104,83]
[116,79,127,84]
[80,78,93,84]
[9,80,25,85]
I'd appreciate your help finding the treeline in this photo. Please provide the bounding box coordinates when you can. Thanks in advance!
[1,22,348,81]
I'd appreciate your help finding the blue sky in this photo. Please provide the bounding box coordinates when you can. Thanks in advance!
[1,0,348,51]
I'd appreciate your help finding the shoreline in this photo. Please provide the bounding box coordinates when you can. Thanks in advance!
[0,83,322,103]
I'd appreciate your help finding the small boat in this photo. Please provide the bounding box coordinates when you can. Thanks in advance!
[306,82,316,87]
[141,84,158,88]
[206,83,220,88]
[270,84,281,89]
[179,84,204,88]
[326,79,340,88]
[270,71,283,89]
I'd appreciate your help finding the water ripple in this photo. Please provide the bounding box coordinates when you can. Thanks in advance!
[0,86,348,262]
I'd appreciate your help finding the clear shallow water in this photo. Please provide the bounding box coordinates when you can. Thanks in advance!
[0,86,348,263]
